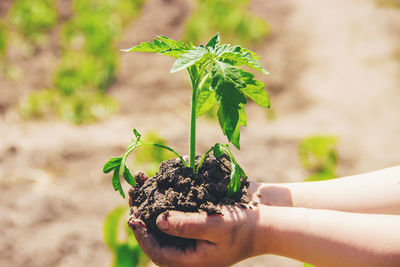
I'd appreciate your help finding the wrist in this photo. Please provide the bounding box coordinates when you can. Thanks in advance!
[251,205,279,256]
[252,205,312,257]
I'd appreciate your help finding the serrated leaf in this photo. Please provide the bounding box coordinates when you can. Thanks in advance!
[214,43,235,56]
[122,37,190,58]
[219,48,269,75]
[211,60,245,89]
[212,143,224,158]
[211,61,246,146]
[103,157,122,173]
[206,33,220,50]
[170,47,210,73]
[239,71,270,108]
[122,165,136,187]
[157,36,188,50]
[112,166,125,198]
[196,81,216,117]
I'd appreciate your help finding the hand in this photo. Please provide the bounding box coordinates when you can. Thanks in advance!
[129,204,265,267]
[128,181,274,266]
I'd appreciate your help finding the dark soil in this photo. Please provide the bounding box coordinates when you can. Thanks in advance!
[128,154,249,250]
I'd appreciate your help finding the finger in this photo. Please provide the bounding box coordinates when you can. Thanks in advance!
[129,217,215,267]
[156,210,226,241]
[157,240,215,267]
[128,206,140,219]
[134,171,148,186]
[128,190,133,207]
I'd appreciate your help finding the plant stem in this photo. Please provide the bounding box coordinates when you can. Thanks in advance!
[196,146,213,172]
[123,142,189,169]
[188,64,210,171]
[148,143,189,167]
[189,82,198,170]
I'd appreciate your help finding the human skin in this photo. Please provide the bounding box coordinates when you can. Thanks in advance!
[259,166,400,215]
[129,166,400,266]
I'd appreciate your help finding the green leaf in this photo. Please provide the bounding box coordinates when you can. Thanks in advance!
[211,60,245,90]
[239,71,270,108]
[170,46,210,73]
[206,33,220,50]
[212,143,224,158]
[227,163,244,196]
[157,36,189,50]
[133,128,141,142]
[219,47,270,75]
[229,104,247,149]
[211,61,246,147]
[196,81,216,117]
[217,105,226,136]
[122,165,136,187]
[112,166,125,198]
[122,37,190,58]
[103,157,122,173]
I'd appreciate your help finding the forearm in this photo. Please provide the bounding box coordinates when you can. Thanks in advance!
[256,206,400,267]
[257,166,400,214]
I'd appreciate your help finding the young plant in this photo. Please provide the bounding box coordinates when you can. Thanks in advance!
[104,33,270,198]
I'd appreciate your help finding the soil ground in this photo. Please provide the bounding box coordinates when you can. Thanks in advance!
[1,0,400,266]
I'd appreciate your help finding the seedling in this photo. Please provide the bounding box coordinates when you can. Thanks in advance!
[104,33,270,198]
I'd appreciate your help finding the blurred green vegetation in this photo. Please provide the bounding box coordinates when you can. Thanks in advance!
[4,0,270,124]
[19,88,118,124]
[298,135,338,181]
[133,131,175,176]
[0,22,6,58]
[18,0,146,124]
[184,0,270,45]
[9,0,58,40]
[103,206,148,267]
[375,0,400,8]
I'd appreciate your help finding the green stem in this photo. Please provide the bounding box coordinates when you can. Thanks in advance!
[123,142,189,169]
[189,83,198,170]
[146,143,189,167]
[195,146,213,172]
[188,63,211,171]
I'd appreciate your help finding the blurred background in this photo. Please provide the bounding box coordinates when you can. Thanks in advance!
[0,0,399,266]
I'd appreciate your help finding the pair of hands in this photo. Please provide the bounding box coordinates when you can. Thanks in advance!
[128,181,274,267]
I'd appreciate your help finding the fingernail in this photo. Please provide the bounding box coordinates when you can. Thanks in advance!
[157,215,169,230]
[128,218,142,231]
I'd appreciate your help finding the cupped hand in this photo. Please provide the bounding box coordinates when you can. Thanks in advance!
[129,204,264,267]
[128,181,276,266]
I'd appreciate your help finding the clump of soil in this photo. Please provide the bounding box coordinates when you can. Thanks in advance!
[128,154,249,250]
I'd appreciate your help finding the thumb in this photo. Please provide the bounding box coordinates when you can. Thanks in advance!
[156,210,224,242]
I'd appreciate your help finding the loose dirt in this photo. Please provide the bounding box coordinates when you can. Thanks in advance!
[129,155,249,249]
